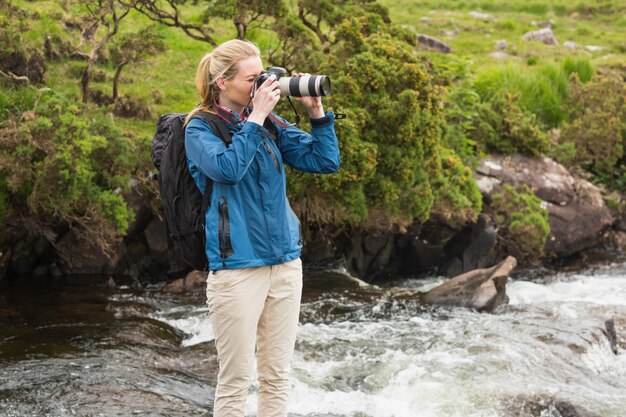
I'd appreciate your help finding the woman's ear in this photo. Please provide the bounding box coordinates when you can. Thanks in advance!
[215,76,227,91]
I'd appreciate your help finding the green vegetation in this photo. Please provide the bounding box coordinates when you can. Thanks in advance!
[1,0,625,262]
[489,184,550,264]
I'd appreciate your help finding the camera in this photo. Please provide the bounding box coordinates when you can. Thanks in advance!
[254,66,331,97]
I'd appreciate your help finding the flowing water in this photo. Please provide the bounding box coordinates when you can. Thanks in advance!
[1,260,625,417]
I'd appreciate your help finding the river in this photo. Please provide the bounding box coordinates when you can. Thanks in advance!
[1,260,625,417]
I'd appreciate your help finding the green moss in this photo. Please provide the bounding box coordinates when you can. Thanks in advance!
[489,184,550,264]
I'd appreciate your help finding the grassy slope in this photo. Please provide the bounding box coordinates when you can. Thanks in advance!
[379,0,626,70]
[12,0,626,142]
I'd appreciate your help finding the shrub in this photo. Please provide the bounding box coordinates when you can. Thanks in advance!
[559,74,626,191]
[472,92,548,156]
[430,147,483,227]
[488,184,550,265]
[0,87,136,251]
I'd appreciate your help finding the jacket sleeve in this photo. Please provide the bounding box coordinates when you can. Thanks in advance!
[185,118,265,184]
[276,111,340,174]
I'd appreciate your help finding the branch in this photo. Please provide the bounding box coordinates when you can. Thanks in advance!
[129,0,218,46]
[298,6,329,47]
[0,70,30,84]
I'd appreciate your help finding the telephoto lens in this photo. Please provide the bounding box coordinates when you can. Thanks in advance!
[255,67,331,97]
[277,74,331,97]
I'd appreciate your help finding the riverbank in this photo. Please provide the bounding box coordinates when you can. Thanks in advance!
[1,259,625,416]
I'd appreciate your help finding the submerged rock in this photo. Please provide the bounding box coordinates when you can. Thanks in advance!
[421,256,516,312]
[503,395,602,417]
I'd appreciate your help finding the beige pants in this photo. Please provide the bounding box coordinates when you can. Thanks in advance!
[207,258,303,417]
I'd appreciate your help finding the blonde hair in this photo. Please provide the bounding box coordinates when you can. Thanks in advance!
[185,39,261,125]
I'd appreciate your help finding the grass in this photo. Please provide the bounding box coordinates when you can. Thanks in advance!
[8,0,626,141]
[379,0,626,71]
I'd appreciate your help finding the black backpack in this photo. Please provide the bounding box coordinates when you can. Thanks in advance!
[151,111,232,276]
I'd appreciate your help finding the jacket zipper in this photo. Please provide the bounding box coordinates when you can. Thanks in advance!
[262,141,281,173]
[218,196,234,267]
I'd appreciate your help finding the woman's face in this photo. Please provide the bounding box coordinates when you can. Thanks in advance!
[219,55,263,110]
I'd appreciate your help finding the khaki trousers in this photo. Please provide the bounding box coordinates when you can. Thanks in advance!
[207,258,303,417]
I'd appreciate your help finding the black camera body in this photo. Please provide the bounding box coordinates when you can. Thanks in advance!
[254,66,331,97]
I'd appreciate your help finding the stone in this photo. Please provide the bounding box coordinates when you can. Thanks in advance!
[417,35,451,53]
[55,229,124,275]
[496,39,508,51]
[469,11,495,21]
[563,41,579,50]
[163,270,207,293]
[474,155,614,258]
[421,256,516,312]
[443,214,498,277]
[522,28,558,45]
[143,216,168,257]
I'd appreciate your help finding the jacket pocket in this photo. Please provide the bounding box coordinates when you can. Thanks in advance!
[262,141,281,173]
[218,196,235,261]
[289,206,303,246]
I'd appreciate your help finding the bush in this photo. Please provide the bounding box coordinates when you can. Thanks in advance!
[0,87,136,251]
[558,74,626,191]
[472,92,548,156]
[488,184,550,265]
[430,147,483,227]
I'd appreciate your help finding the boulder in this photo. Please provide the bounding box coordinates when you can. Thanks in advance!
[417,35,451,53]
[143,216,168,257]
[55,229,124,275]
[442,214,498,277]
[421,256,516,312]
[522,28,558,45]
[474,155,614,258]
[163,269,207,293]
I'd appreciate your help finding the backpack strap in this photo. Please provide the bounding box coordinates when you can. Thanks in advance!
[195,112,232,146]
[190,112,233,217]
[263,118,279,143]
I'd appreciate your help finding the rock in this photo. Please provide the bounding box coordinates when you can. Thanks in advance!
[417,35,451,53]
[489,51,508,59]
[346,229,398,278]
[496,39,508,51]
[123,178,154,240]
[604,318,618,355]
[443,214,498,277]
[163,270,207,293]
[563,41,579,50]
[55,229,124,275]
[421,256,516,312]
[143,216,168,257]
[474,155,614,258]
[469,11,495,21]
[585,45,603,52]
[504,395,603,417]
[522,28,558,45]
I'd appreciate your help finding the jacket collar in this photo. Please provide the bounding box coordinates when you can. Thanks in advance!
[213,99,251,125]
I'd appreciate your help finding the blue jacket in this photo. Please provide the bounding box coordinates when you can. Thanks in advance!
[185,109,340,270]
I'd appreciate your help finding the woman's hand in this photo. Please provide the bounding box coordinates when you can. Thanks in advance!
[247,75,281,126]
[292,72,325,119]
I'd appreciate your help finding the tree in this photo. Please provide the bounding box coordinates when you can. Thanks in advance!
[72,0,133,103]
[109,27,165,102]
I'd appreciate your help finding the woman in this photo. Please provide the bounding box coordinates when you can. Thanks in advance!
[184,39,340,417]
